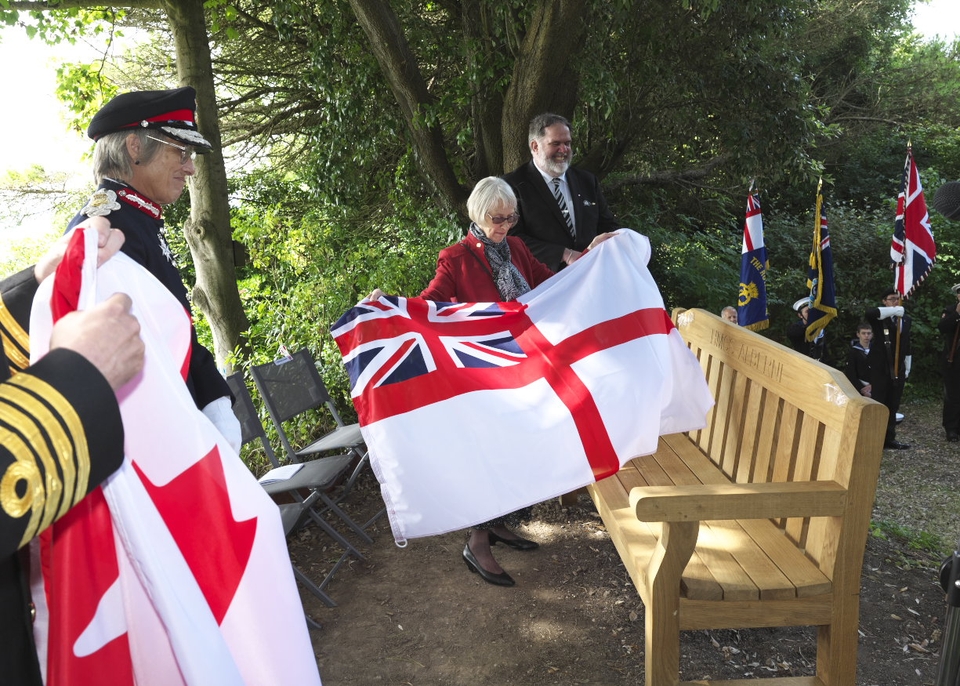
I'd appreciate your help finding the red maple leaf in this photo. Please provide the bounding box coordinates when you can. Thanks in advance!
[133,445,258,623]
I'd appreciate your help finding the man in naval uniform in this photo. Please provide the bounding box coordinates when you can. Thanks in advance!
[67,87,239,451]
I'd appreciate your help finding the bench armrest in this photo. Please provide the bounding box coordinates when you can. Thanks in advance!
[629,481,847,522]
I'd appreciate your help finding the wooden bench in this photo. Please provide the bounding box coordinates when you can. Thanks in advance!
[586,308,887,686]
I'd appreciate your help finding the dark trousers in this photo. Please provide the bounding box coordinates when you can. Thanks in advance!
[943,361,960,434]
[0,551,43,686]
[878,378,905,443]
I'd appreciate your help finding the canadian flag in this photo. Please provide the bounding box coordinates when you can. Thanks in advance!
[331,231,713,545]
[29,229,321,685]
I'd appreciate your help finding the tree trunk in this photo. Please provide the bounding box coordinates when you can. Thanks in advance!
[347,0,469,215]
[501,0,589,172]
[461,0,503,180]
[163,0,248,371]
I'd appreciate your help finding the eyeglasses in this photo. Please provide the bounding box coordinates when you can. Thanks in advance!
[146,135,196,165]
[486,212,519,226]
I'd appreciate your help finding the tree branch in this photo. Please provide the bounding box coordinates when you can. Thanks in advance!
[346,0,468,213]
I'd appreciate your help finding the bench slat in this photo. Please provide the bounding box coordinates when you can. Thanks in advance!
[644,436,834,599]
[707,520,796,600]
[680,594,834,631]
[738,519,832,598]
[642,448,761,600]
[621,450,723,600]
[785,413,822,543]
[733,376,762,483]
[752,387,779,482]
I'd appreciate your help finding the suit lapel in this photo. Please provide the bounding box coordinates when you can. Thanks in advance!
[527,162,568,229]
[567,168,584,231]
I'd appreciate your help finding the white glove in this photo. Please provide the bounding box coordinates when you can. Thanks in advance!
[904,355,912,378]
[202,396,242,454]
[878,306,905,319]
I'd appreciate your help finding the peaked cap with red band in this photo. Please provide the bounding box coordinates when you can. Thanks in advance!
[87,86,213,152]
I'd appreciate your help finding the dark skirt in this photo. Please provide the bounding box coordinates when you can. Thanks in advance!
[475,506,533,530]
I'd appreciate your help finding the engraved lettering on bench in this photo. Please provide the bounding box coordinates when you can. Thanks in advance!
[708,330,784,382]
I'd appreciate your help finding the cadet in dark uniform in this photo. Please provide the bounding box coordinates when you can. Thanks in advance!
[865,289,912,450]
[786,297,829,363]
[67,87,239,450]
[938,283,960,442]
[0,226,143,685]
[844,322,873,397]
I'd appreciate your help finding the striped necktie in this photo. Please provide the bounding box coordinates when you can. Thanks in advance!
[552,177,575,238]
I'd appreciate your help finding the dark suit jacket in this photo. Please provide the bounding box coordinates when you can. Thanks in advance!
[845,341,872,394]
[865,308,911,395]
[503,161,618,271]
[68,180,230,410]
[420,236,554,302]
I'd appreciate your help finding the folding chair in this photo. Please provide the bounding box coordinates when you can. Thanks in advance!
[249,350,383,535]
[227,372,365,610]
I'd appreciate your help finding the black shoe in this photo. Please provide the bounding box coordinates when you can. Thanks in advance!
[883,440,911,450]
[463,544,515,587]
[947,432,960,443]
[489,530,540,551]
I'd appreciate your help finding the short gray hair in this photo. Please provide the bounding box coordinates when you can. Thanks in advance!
[528,113,571,145]
[467,177,517,225]
[92,130,164,184]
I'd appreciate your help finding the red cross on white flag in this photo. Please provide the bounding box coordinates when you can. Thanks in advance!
[332,231,713,545]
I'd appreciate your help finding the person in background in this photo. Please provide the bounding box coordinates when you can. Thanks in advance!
[503,113,619,272]
[0,220,144,685]
[845,322,873,398]
[865,289,911,450]
[720,306,738,324]
[68,86,239,452]
[786,297,828,363]
[369,177,612,586]
[938,283,960,442]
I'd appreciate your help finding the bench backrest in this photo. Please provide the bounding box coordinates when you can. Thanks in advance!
[673,308,887,575]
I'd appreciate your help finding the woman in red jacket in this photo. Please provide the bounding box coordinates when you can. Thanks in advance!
[419,177,555,304]
[371,177,611,586]
[420,177,554,586]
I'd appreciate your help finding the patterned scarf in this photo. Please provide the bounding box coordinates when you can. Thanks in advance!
[469,223,531,301]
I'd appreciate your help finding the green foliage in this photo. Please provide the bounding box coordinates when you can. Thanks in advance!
[55,63,120,135]
[229,165,459,421]
[0,7,125,45]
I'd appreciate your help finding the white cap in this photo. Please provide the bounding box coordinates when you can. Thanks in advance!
[793,297,810,312]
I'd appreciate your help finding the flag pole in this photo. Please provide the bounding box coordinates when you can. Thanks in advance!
[893,143,911,378]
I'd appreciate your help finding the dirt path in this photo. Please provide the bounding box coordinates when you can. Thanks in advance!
[292,397,957,685]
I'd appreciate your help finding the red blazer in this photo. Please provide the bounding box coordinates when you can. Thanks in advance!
[420,236,554,302]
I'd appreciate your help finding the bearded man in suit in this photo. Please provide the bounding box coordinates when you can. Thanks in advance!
[503,113,619,271]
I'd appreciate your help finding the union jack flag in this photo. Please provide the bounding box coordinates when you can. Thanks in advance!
[891,146,935,298]
[338,299,526,397]
[331,231,714,544]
